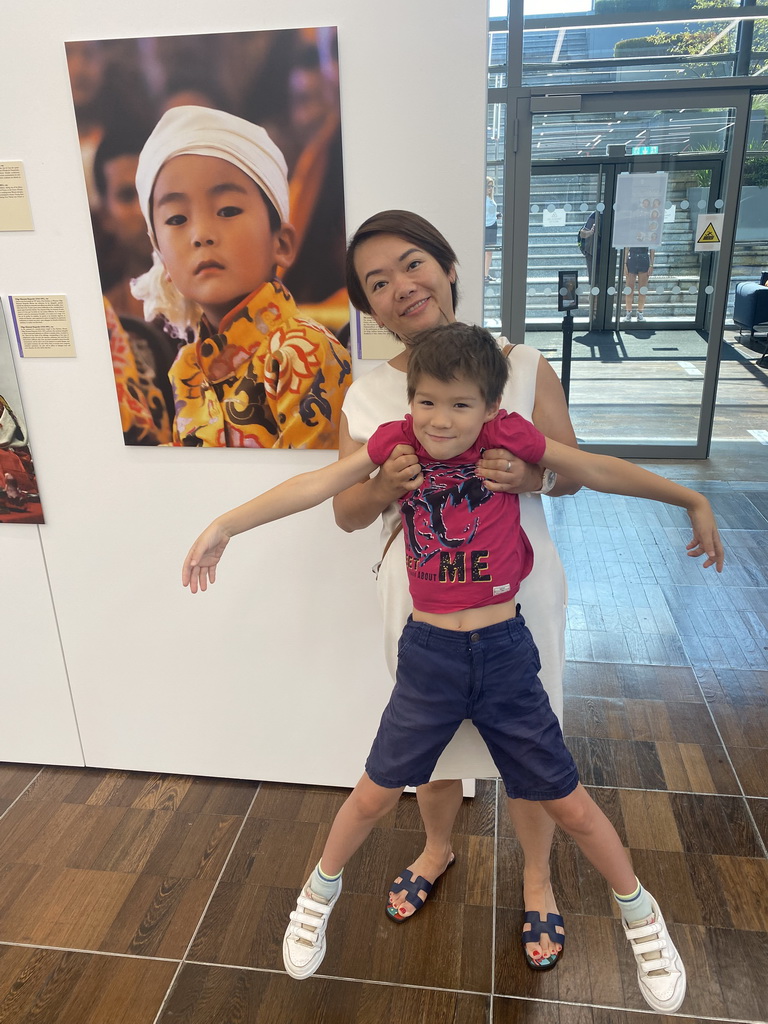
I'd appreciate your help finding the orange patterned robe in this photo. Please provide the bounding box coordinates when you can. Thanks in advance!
[105,298,172,445]
[169,280,351,448]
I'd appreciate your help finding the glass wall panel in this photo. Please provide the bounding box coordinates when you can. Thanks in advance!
[749,40,768,76]
[730,95,768,317]
[521,105,735,447]
[744,13,768,75]
[488,27,508,87]
[530,108,732,160]
[489,1,762,454]
[494,5,764,86]
[522,20,743,86]
[485,102,506,330]
[521,0,745,15]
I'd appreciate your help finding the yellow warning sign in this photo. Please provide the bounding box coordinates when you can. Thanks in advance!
[694,213,724,252]
[697,222,720,244]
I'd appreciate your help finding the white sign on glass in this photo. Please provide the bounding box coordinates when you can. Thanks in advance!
[612,172,668,250]
[542,208,567,227]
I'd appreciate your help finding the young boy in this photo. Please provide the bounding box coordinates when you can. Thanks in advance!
[131,105,351,448]
[182,323,723,1010]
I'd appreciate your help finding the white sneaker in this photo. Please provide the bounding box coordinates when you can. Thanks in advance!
[636,311,645,321]
[623,310,634,321]
[623,895,686,1012]
[282,877,342,980]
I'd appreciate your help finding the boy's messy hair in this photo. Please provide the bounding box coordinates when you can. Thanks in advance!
[406,323,508,406]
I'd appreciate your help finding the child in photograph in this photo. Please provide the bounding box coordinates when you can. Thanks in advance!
[182,324,724,1011]
[132,105,351,448]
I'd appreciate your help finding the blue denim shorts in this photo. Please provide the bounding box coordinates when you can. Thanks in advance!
[365,612,579,800]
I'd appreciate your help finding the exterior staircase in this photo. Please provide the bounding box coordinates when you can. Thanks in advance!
[483,170,767,326]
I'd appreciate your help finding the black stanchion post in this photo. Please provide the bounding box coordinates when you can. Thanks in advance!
[561,308,573,404]
[557,270,578,405]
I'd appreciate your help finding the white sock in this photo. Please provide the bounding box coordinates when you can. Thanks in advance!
[613,880,654,926]
[309,862,342,902]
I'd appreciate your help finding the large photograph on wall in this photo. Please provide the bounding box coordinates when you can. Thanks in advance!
[66,27,351,449]
[0,303,44,523]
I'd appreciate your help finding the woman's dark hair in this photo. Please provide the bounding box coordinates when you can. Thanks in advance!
[406,323,508,406]
[345,210,459,316]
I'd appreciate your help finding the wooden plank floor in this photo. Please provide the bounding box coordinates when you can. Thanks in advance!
[0,444,766,1023]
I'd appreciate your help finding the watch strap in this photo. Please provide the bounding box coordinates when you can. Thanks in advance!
[532,467,557,495]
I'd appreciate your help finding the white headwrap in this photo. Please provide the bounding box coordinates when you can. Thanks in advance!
[131,105,290,334]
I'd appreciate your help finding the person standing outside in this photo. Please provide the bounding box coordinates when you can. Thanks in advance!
[579,211,597,284]
[623,246,654,322]
[484,177,499,284]
[579,210,599,323]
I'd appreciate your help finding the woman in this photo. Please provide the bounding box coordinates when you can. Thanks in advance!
[623,246,654,322]
[578,211,597,285]
[333,210,581,969]
[484,177,499,284]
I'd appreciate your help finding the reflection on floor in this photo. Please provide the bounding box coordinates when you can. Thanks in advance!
[0,455,766,1022]
[527,327,768,445]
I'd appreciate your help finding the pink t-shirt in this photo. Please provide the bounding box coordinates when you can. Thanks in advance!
[368,411,546,614]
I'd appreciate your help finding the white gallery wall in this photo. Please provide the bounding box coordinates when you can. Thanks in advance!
[0,0,488,784]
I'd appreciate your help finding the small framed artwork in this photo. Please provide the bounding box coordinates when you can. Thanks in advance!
[558,270,579,311]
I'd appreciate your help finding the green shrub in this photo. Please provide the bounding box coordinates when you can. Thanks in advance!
[597,0,738,11]
[614,35,681,57]
[743,156,768,188]
[615,25,731,60]
[596,0,697,11]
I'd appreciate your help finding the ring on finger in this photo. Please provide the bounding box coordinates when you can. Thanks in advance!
[506,460,511,472]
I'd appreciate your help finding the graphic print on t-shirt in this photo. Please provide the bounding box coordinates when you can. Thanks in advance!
[367,411,543,612]
[402,460,493,581]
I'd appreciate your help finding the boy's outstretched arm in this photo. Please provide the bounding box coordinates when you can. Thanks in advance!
[541,438,724,571]
[182,445,377,593]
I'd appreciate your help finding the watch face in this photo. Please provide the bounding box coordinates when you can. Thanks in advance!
[542,469,557,493]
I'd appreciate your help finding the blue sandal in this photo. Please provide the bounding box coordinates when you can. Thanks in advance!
[386,854,456,922]
[522,910,565,971]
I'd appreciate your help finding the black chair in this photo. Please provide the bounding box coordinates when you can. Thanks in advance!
[733,282,768,367]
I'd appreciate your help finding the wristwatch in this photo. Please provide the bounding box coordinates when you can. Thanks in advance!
[533,467,557,495]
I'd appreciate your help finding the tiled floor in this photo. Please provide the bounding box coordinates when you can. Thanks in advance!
[0,444,766,1023]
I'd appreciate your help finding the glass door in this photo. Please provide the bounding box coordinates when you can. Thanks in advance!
[525,163,611,329]
[502,86,752,457]
[527,154,725,331]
